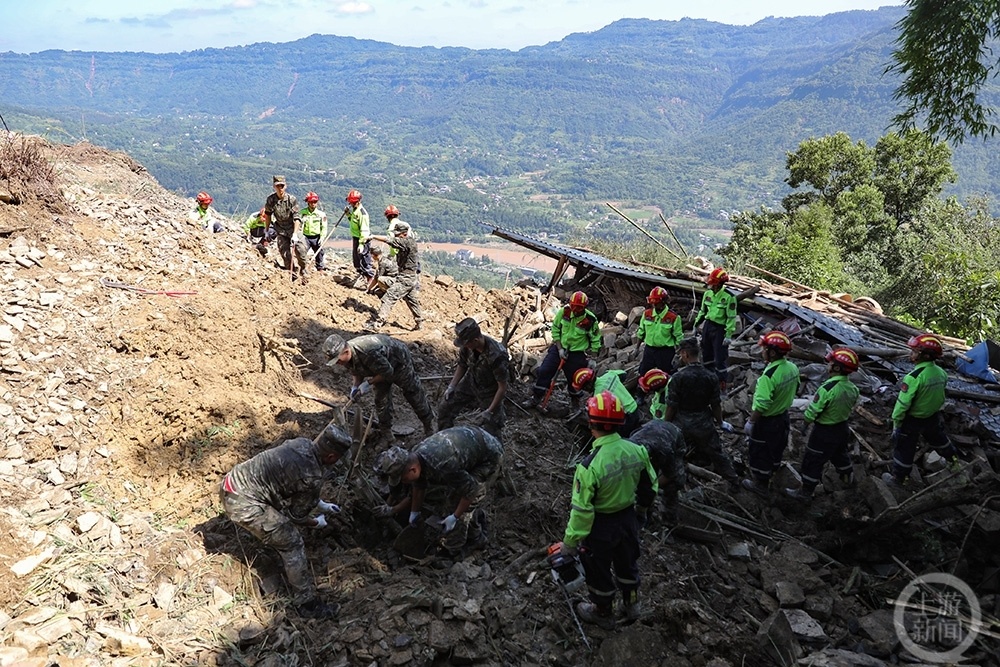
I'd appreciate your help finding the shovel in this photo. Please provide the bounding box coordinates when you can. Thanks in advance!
[539,357,565,412]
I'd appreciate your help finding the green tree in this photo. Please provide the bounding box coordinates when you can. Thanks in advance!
[879,197,1000,340]
[889,0,1000,143]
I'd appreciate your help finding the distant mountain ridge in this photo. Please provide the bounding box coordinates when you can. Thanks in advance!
[5,6,998,242]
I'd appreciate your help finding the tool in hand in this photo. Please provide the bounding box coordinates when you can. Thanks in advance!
[539,358,565,412]
[547,542,590,648]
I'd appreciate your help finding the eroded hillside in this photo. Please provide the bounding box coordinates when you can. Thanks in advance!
[0,136,997,667]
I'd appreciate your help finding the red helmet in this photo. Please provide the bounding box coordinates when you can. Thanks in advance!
[346,189,362,204]
[196,191,212,205]
[571,368,596,391]
[825,347,860,373]
[384,205,400,219]
[707,268,729,285]
[907,333,943,358]
[759,331,792,353]
[647,286,668,305]
[305,191,320,203]
[638,368,669,393]
[587,391,625,426]
[568,291,589,309]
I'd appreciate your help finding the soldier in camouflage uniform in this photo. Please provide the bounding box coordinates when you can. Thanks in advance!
[219,424,352,619]
[663,338,740,490]
[373,426,503,554]
[365,214,423,331]
[628,419,687,525]
[324,333,434,440]
[367,243,398,297]
[438,318,509,439]
[263,175,310,284]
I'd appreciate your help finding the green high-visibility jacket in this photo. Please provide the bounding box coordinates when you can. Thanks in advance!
[752,358,800,416]
[695,287,738,338]
[300,207,328,237]
[891,361,947,427]
[348,205,370,241]
[243,213,265,234]
[804,374,859,425]
[637,306,683,348]
[594,370,637,415]
[563,432,657,547]
[551,306,601,355]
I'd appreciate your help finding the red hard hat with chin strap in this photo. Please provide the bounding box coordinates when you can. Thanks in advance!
[305,191,320,203]
[587,391,625,426]
[907,333,943,358]
[196,191,212,205]
[568,291,588,309]
[825,347,860,372]
[759,331,792,353]
[346,189,362,204]
[707,268,729,285]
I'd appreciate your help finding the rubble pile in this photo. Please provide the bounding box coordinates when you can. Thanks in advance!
[0,136,998,666]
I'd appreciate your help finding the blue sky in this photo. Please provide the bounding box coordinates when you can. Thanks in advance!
[2,1,905,54]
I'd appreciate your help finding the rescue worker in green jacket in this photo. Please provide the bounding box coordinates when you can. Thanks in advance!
[664,338,740,490]
[628,419,686,526]
[243,207,269,257]
[263,175,310,285]
[693,268,738,388]
[742,331,801,497]
[373,426,503,555]
[189,191,226,233]
[638,368,670,421]
[300,191,329,272]
[219,424,352,619]
[523,291,602,412]
[637,286,684,377]
[344,189,374,288]
[571,367,640,436]
[883,334,961,487]
[784,347,861,501]
[559,391,657,630]
[438,318,509,439]
[323,333,434,443]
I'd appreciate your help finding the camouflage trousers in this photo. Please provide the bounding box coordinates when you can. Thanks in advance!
[275,231,310,276]
[674,412,738,482]
[422,468,498,554]
[220,487,315,604]
[374,363,434,433]
[375,274,422,325]
[437,384,505,439]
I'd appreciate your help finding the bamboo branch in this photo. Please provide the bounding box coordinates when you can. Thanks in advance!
[606,202,683,261]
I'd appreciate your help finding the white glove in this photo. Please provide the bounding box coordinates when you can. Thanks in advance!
[744,421,754,437]
[444,385,456,401]
[587,358,597,370]
[558,347,569,360]
[723,338,732,346]
[375,504,395,518]
[357,380,372,396]
[720,420,734,433]
[408,511,420,527]
[441,514,458,533]
[317,500,341,514]
[313,515,328,528]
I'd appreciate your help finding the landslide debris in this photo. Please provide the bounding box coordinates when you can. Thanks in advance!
[0,135,997,667]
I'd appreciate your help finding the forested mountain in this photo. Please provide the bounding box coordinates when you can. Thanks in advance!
[4,6,997,245]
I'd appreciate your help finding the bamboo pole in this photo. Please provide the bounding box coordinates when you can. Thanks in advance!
[605,202,683,261]
[658,212,689,257]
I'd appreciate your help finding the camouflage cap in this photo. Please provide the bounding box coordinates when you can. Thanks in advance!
[373,445,411,486]
[323,334,347,366]
[272,175,286,184]
[316,424,352,458]
[453,317,481,347]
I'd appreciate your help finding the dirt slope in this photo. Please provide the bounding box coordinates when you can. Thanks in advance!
[0,137,997,667]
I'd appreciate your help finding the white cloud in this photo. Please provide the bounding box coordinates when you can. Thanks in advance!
[336,2,375,15]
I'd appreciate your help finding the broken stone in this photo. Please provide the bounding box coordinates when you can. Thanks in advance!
[11,547,56,577]
[728,542,752,560]
[35,615,78,643]
[775,581,805,608]
[77,511,101,533]
[95,623,153,655]
[858,475,898,514]
[804,595,834,622]
[855,609,898,656]
[757,610,802,666]
[781,609,828,643]
[796,648,888,666]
